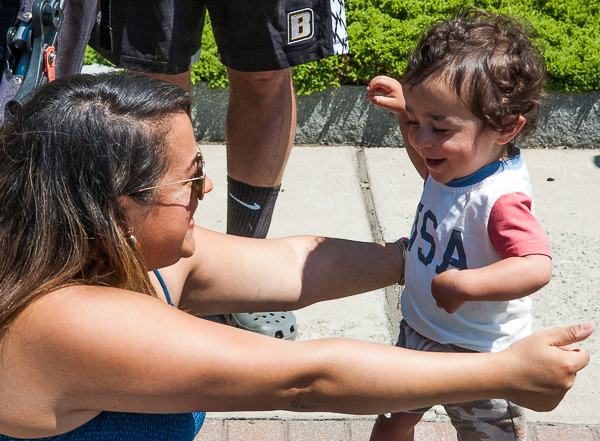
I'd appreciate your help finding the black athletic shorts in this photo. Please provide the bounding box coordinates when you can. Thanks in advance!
[87,0,348,74]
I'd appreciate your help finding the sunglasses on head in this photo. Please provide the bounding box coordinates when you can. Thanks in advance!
[131,144,206,201]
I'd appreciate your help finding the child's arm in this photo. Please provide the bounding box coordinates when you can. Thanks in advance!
[366,76,427,178]
[431,192,552,314]
[431,255,552,314]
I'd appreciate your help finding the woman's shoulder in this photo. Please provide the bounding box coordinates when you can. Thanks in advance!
[10,285,182,348]
[0,286,189,436]
[24,285,169,322]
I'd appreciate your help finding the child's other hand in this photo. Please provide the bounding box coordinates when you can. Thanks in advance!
[366,76,406,114]
[431,269,465,313]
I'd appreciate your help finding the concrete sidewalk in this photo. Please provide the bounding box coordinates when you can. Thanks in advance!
[194,145,600,440]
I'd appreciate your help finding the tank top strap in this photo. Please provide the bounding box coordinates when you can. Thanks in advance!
[153,270,175,307]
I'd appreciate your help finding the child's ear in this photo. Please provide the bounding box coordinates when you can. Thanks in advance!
[496,115,526,145]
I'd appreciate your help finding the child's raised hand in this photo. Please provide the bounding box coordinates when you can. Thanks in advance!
[365,76,406,115]
[431,269,465,314]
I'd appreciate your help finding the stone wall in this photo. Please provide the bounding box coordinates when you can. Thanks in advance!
[191,82,600,148]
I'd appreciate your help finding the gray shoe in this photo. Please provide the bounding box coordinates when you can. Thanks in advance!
[225,311,297,340]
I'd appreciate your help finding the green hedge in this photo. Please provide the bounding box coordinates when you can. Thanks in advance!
[85,0,600,94]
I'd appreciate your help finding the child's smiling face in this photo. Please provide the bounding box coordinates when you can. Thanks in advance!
[403,79,509,184]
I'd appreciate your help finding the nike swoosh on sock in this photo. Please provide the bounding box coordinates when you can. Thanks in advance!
[229,193,261,210]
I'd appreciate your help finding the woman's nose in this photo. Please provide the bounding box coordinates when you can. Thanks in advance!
[204,176,214,194]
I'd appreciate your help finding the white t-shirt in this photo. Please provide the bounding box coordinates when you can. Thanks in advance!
[402,152,551,352]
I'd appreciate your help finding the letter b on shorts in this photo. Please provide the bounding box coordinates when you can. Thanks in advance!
[288,9,314,44]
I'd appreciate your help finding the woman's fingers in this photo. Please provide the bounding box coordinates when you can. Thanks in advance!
[500,322,593,412]
[549,322,594,357]
[549,321,594,349]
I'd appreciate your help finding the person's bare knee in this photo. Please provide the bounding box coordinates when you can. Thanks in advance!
[130,70,192,91]
[227,68,292,100]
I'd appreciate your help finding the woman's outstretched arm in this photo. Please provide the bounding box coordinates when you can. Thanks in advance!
[3,289,591,438]
[175,227,405,315]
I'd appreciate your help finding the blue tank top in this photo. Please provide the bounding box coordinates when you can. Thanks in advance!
[0,272,206,441]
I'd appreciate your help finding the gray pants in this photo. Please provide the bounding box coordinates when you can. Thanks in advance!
[397,320,528,441]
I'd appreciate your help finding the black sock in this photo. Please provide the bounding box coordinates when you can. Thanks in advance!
[227,176,281,238]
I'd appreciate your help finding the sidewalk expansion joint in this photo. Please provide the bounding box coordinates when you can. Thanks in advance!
[355,147,383,243]
[355,147,402,335]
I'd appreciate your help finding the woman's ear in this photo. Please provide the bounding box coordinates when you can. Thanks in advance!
[116,195,135,233]
[119,195,133,211]
[118,195,139,222]
[496,115,527,145]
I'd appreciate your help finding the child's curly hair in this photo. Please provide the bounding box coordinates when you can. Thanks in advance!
[402,7,546,139]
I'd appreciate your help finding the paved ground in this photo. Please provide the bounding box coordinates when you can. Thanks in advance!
[194,419,600,441]
[194,145,600,440]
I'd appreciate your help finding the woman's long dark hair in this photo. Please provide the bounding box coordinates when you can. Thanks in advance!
[0,72,192,333]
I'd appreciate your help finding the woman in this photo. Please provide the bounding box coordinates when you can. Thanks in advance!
[0,73,592,440]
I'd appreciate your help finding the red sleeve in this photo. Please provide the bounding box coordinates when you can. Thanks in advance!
[488,192,551,259]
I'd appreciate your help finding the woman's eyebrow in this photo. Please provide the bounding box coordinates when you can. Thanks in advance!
[184,155,196,174]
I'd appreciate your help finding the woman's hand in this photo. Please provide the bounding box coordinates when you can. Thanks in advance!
[497,322,593,412]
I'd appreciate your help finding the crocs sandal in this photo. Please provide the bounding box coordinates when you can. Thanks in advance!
[225,311,297,340]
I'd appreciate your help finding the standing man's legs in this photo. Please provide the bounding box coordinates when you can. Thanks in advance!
[225,67,295,238]
[220,67,298,339]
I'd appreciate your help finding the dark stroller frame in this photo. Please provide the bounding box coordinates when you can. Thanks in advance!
[0,0,66,120]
